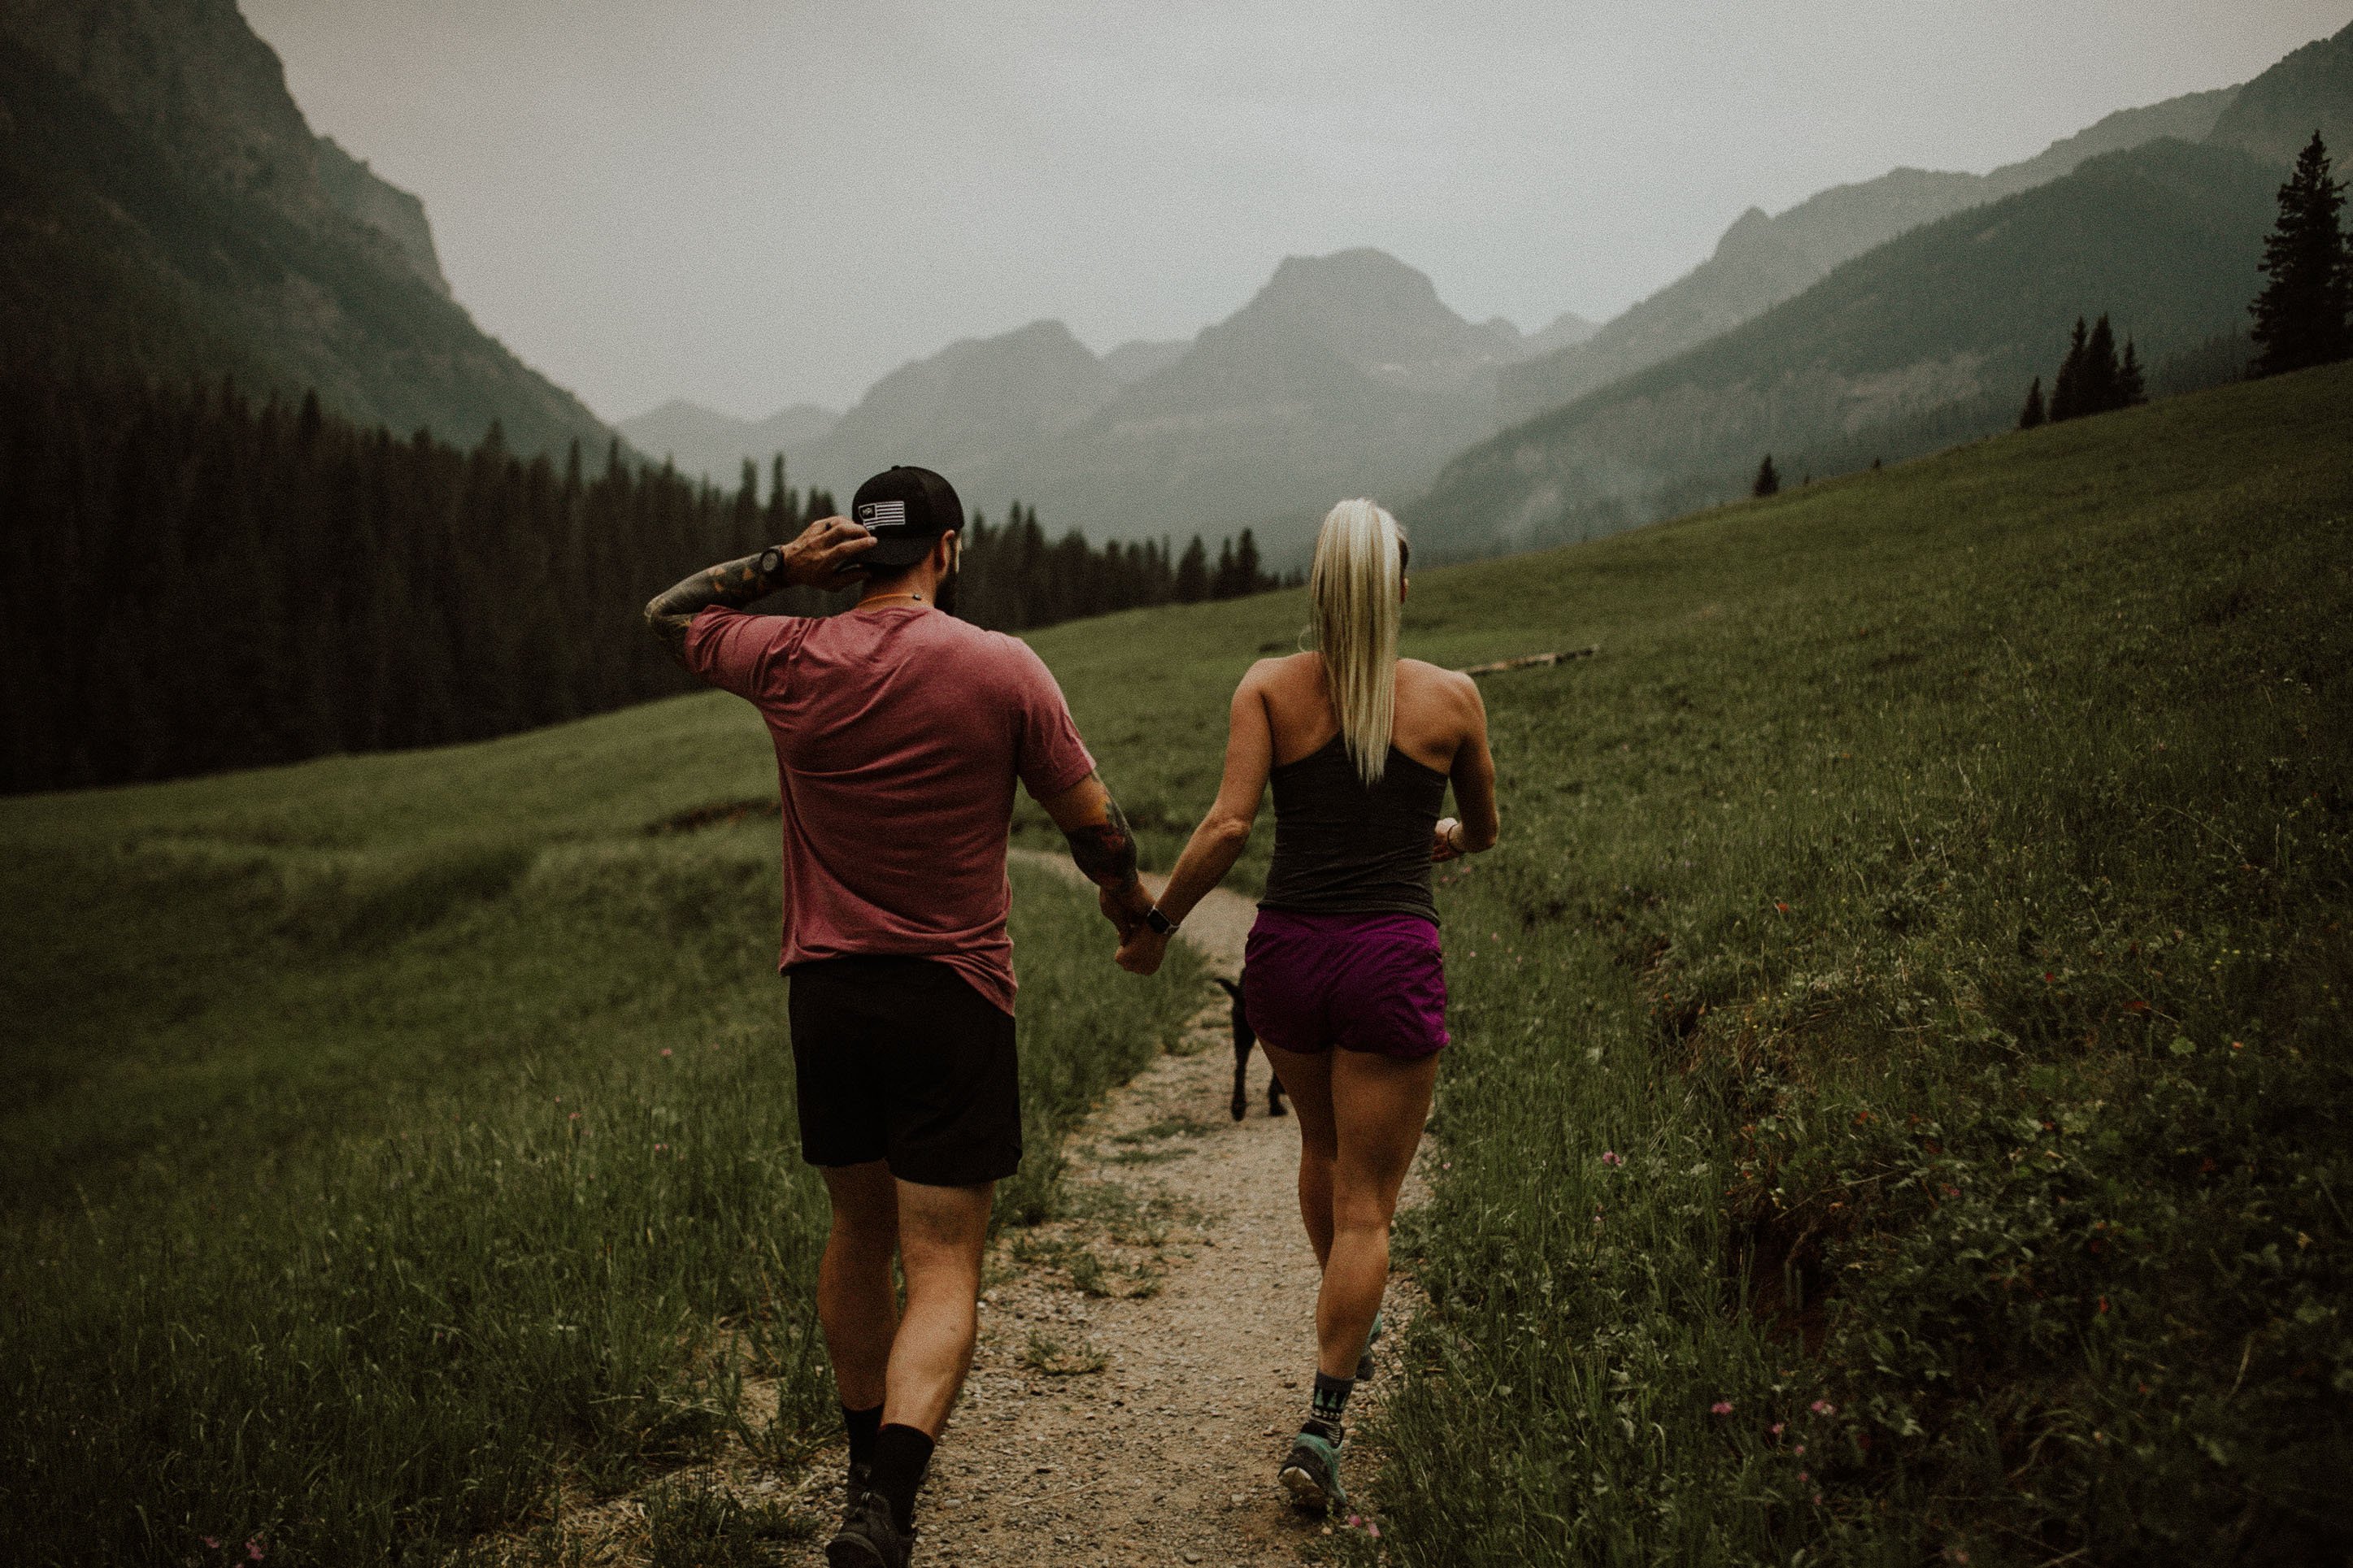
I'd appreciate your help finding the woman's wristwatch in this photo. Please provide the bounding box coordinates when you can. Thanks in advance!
[1142,906,1176,936]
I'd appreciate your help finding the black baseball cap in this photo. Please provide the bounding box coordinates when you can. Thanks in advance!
[850,465,964,570]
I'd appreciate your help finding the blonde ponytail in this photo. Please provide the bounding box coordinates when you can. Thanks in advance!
[1309,498,1406,786]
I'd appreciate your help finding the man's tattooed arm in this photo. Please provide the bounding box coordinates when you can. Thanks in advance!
[642,515,878,668]
[1039,771,1153,932]
[1063,783,1141,894]
[642,549,787,664]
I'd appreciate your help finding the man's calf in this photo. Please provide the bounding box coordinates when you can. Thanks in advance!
[1216,975,1287,1121]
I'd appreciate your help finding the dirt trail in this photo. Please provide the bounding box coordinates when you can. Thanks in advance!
[829,855,1411,1566]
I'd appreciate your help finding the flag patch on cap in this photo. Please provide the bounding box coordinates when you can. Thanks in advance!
[858,500,907,532]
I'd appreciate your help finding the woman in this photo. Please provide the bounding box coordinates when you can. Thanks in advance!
[1112,497,1499,1513]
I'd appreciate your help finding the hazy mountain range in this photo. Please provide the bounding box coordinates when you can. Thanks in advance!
[620,25,2341,558]
[0,0,611,458]
[1408,20,2351,558]
[621,267,1599,546]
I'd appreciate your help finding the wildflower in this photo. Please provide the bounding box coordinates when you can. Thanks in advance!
[1368,1522,1381,1540]
[247,1543,265,1562]
[1943,1185,1960,1197]
[1348,1515,1360,1527]
[1797,1470,1809,1483]
[569,1111,581,1121]
[1810,1399,1836,1416]
[1812,1492,1824,1506]
[660,1047,673,1058]
[1601,1150,1622,1167]
[1793,1444,1806,1456]
[1711,1401,1733,1414]
[1769,1422,1785,1436]
[2098,1296,2110,1314]
[654,1143,668,1153]
[202,1540,220,1550]
[1774,901,1790,912]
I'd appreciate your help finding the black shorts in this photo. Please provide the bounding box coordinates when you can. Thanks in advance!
[785,956,1022,1187]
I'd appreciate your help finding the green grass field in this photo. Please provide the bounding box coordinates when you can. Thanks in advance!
[4,362,2348,1566]
[0,703,1203,1562]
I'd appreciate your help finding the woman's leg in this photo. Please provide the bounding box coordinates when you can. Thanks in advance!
[1316,1049,1438,1379]
[1262,1042,1336,1269]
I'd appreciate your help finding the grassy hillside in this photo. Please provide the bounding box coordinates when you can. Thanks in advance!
[0,685,1204,1562]
[1023,363,2353,1563]
[1412,138,2281,559]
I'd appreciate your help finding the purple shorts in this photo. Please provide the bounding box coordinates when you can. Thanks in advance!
[1240,909,1451,1059]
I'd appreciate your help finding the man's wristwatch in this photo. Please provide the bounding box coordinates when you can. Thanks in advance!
[757,545,786,580]
[1142,906,1176,936]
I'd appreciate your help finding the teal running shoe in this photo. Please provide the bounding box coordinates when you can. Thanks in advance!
[1280,1426,1347,1514]
[1357,1309,1385,1381]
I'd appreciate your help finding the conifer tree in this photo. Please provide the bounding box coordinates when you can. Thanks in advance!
[2050,317,2089,422]
[1752,454,1779,497]
[2081,316,2120,415]
[2116,341,2147,407]
[1174,536,1209,602]
[2018,377,2046,429]
[2251,131,2352,376]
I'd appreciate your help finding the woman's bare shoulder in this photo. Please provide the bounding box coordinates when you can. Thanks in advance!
[1242,650,1320,689]
[1398,657,1477,700]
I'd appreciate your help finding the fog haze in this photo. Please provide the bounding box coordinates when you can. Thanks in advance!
[241,1,2352,423]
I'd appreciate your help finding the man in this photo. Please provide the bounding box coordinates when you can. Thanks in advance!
[642,465,1163,1568]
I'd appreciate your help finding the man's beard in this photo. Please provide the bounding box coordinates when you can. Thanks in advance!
[933,561,959,618]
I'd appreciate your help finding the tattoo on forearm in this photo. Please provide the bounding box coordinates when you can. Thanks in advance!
[1064,788,1140,893]
[642,549,785,665]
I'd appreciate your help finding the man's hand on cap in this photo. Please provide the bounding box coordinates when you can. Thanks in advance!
[780,516,877,590]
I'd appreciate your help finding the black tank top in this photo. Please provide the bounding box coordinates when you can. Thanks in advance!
[1259,734,1449,923]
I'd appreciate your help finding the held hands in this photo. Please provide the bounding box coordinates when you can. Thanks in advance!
[1431,815,1467,862]
[1116,926,1169,976]
[780,516,877,590]
[1098,880,1168,975]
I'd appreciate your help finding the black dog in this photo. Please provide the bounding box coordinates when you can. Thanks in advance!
[1216,975,1287,1121]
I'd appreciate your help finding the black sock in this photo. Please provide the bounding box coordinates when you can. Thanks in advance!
[842,1402,883,1473]
[869,1422,934,1532]
[1306,1370,1355,1441]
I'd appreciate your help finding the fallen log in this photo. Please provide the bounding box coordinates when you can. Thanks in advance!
[1455,645,1599,677]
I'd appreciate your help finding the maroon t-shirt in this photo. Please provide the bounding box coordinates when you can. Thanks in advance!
[684,603,1095,1014]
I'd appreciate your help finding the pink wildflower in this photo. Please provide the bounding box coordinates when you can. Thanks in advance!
[202,1539,220,1550]
[569,1111,581,1121]
[246,1543,264,1562]
[1794,1444,1806,1456]
[1711,1401,1733,1415]
[1769,1422,1785,1436]
[660,1048,673,1058]
[1601,1150,1622,1167]
[1811,1399,1837,1416]
[1812,1492,1824,1506]
[1368,1522,1381,1540]
[1348,1515,1361,1527]
[654,1143,668,1153]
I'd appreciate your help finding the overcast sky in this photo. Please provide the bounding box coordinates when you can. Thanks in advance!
[243,1,2350,423]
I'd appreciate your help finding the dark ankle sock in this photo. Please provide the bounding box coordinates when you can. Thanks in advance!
[869,1422,934,1531]
[842,1402,883,1472]
[1307,1370,1355,1441]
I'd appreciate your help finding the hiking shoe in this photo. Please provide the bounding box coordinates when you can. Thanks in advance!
[1357,1309,1385,1381]
[839,1462,872,1526]
[1279,1427,1347,1514]
[826,1489,915,1568]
